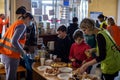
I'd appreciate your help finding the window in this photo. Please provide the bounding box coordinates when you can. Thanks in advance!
[31,0,88,34]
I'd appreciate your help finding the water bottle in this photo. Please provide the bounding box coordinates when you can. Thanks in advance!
[40,44,46,58]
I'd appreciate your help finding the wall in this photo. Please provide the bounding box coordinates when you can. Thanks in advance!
[0,0,4,13]
[88,0,118,21]
[10,0,16,24]
[10,0,31,23]
[117,0,120,26]
[16,0,31,12]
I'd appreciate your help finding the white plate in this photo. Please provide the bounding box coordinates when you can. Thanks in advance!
[57,73,72,80]
[37,66,52,71]
[59,67,73,73]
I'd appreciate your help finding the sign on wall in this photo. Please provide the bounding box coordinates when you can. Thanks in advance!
[32,2,38,8]
[34,8,42,15]
[43,15,48,21]
[90,12,103,20]
[63,0,69,6]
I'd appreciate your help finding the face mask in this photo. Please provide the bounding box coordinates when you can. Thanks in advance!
[30,21,33,26]
[27,21,33,27]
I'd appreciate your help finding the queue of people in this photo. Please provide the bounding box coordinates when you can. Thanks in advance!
[76,18,120,80]
[52,15,120,80]
[0,5,120,80]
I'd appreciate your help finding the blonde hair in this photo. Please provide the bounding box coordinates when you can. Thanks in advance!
[80,18,96,31]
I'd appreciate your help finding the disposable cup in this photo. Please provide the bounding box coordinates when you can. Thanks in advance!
[40,58,45,66]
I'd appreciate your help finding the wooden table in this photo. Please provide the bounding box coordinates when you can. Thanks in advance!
[32,62,59,80]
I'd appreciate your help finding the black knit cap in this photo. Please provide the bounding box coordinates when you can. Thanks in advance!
[16,6,26,15]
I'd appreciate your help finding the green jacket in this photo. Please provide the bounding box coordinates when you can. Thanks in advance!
[98,29,120,74]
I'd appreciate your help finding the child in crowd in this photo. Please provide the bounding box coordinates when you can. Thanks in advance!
[69,29,93,68]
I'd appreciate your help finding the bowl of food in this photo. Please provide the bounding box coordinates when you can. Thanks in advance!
[45,59,53,66]
[44,67,59,76]
[71,72,101,80]
[51,62,67,68]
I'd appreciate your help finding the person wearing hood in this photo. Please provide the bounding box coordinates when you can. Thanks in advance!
[67,17,79,43]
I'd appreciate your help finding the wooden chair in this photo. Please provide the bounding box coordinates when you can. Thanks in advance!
[0,66,26,80]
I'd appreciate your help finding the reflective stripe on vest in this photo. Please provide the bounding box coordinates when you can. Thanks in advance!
[0,37,19,52]
[0,20,25,59]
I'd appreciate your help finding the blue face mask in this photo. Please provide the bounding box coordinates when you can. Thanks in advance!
[30,21,33,26]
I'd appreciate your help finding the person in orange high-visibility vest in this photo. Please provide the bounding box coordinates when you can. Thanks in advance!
[0,7,33,80]
[107,17,120,50]
[0,14,9,38]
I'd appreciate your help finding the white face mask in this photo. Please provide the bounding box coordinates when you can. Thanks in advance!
[29,21,33,26]
[25,21,31,27]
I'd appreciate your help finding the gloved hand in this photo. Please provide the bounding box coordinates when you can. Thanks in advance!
[20,50,27,59]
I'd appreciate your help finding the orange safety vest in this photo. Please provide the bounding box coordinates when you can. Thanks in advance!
[0,17,9,34]
[107,25,120,49]
[0,20,26,59]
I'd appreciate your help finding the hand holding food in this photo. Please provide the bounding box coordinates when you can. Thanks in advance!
[79,63,89,74]
[85,49,92,58]
[70,58,76,62]
[51,62,67,67]
[72,68,81,75]
[69,72,99,80]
